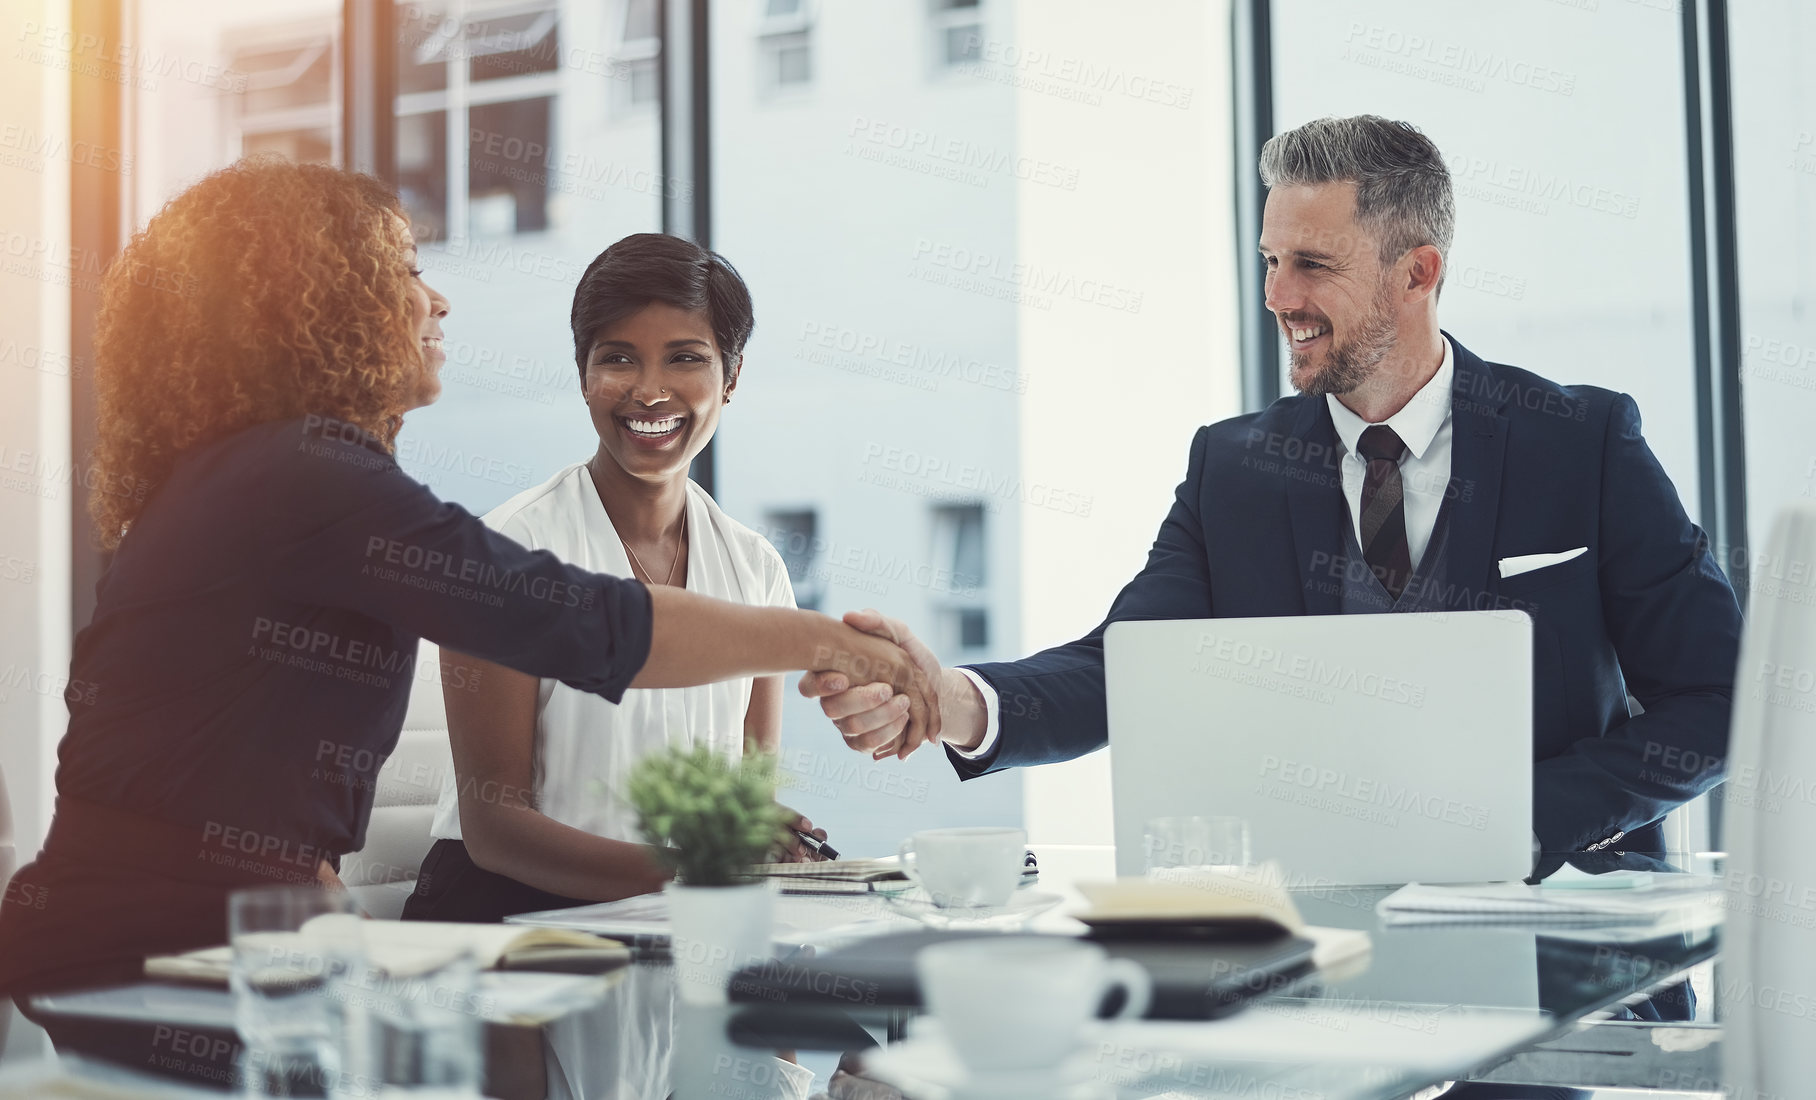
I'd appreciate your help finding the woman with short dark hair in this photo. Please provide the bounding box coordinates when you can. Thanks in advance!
[0,162,932,996]
[404,233,828,922]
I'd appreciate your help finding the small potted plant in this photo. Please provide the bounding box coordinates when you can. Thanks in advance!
[626,744,792,1004]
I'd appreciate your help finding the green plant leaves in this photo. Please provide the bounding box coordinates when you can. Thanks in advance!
[625,744,792,888]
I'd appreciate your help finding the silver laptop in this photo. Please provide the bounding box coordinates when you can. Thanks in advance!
[1105,612,1533,885]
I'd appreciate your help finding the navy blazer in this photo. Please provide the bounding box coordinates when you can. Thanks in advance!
[953,336,1742,854]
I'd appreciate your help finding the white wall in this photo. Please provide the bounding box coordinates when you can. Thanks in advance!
[0,0,75,872]
[1012,0,1240,845]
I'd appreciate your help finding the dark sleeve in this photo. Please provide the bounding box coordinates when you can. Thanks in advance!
[948,426,1216,778]
[1532,394,1742,849]
[266,421,653,704]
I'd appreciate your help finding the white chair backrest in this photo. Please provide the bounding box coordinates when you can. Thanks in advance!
[1723,502,1816,1097]
[341,641,455,915]
[375,640,454,809]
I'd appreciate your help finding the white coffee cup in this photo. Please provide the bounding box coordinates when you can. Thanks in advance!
[897,827,1025,909]
[917,938,1152,1074]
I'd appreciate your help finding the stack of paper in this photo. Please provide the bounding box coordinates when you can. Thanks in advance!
[1378,873,1721,926]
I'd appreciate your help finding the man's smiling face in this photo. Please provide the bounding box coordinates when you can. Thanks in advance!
[1259,181,1401,397]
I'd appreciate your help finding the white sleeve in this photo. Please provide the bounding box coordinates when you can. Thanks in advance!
[487,507,541,551]
[947,667,1002,760]
[765,543,799,610]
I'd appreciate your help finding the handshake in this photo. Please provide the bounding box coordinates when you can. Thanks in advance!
[801,609,986,761]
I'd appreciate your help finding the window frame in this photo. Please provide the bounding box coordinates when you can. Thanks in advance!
[927,0,985,71]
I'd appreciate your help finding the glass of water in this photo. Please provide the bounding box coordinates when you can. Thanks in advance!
[1144,815,1252,881]
[229,885,362,1095]
[339,947,484,1098]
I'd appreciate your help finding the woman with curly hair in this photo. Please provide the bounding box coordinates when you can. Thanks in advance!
[0,157,934,996]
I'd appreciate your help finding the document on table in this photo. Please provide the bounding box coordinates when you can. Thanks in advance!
[506,890,909,948]
[1378,874,1721,926]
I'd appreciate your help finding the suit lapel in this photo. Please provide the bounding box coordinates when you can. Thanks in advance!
[1284,396,1346,615]
[1443,337,1510,611]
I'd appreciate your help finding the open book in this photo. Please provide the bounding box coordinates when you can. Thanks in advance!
[749,852,1040,893]
[749,858,909,883]
[145,920,628,985]
[1073,863,1308,937]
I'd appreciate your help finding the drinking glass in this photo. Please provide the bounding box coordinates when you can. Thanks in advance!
[1144,815,1252,880]
[229,885,362,1096]
[338,947,484,1098]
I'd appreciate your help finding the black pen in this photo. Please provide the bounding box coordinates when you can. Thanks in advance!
[791,827,840,861]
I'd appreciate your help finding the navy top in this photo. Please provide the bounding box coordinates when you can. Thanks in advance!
[55,415,653,862]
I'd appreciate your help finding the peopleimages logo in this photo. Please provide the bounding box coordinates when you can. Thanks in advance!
[1194,632,1427,708]
[859,442,1093,517]
[910,238,1145,314]
[1341,23,1578,96]
[1257,755,1491,831]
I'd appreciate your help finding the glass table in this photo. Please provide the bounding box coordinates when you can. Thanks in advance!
[0,848,1723,1099]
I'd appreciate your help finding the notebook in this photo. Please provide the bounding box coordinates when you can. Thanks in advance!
[144,920,628,984]
[1071,864,1306,939]
[750,852,1039,895]
[727,928,1317,1020]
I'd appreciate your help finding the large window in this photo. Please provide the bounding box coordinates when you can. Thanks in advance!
[393,2,561,242]
[755,0,814,94]
[388,0,665,513]
[929,0,983,68]
[35,0,1780,914]
[1733,1,1816,558]
[1270,0,1704,520]
[130,0,342,220]
[710,0,1237,855]
[227,22,338,163]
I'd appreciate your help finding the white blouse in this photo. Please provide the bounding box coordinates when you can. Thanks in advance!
[428,463,795,844]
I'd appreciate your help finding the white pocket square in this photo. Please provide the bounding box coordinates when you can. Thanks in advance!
[1498,547,1588,579]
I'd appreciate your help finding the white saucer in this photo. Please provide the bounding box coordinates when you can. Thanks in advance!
[860,1021,1107,1099]
[882,888,1064,929]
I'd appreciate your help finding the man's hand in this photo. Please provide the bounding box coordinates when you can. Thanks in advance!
[805,612,941,752]
[800,610,983,760]
[773,806,830,863]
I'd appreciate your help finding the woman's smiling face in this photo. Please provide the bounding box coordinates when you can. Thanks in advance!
[395,212,450,410]
[582,301,736,483]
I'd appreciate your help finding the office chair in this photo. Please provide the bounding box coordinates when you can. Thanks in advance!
[1721,501,1816,1097]
[340,642,455,919]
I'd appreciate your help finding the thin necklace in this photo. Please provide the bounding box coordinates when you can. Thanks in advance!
[621,503,687,587]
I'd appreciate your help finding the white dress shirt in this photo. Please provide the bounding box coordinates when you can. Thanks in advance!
[428,463,795,843]
[1324,337,1455,573]
[952,338,1457,762]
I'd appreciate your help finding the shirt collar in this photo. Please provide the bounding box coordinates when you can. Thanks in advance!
[1326,336,1455,461]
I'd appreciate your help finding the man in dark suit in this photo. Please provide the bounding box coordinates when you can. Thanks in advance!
[804,115,1741,858]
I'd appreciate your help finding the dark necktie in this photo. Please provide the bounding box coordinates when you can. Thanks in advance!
[1356,425,1412,600]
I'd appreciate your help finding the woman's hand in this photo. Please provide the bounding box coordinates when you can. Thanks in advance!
[805,617,941,757]
[802,610,973,760]
[315,859,371,918]
[772,806,830,863]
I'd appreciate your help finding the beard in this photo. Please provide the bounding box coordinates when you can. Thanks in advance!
[1286,283,1399,397]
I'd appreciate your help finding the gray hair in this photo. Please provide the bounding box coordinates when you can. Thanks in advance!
[1259,115,1454,289]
